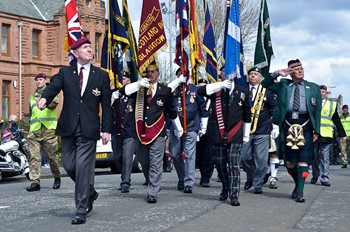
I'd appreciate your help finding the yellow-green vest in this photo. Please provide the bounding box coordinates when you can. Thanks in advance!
[341,114,350,136]
[29,96,57,132]
[320,100,336,138]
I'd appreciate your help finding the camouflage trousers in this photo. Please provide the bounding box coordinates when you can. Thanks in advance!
[27,127,61,183]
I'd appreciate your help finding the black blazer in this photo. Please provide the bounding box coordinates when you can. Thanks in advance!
[120,83,177,137]
[42,64,112,140]
[198,85,251,144]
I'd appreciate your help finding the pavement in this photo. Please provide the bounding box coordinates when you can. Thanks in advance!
[1,165,350,231]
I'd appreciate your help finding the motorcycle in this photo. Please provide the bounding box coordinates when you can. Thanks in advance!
[0,125,30,180]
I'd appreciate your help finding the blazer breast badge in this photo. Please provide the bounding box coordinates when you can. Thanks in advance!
[92,88,101,96]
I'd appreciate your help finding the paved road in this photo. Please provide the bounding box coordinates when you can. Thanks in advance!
[0,165,349,232]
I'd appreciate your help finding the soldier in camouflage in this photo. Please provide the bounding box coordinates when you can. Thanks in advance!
[26,73,61,192]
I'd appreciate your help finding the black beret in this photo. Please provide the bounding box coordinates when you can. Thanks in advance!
[122,71,130,79]
[288,59,302,69]
[198,79,208,84]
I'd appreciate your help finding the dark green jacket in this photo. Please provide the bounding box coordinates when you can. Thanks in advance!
[261,74,321,134]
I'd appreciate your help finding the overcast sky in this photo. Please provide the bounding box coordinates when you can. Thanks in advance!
[123,0,350,105]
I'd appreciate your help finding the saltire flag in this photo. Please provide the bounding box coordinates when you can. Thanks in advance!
[122,0,139,83]
[174,0,190,78]
[64,0,84,64]
[202,0,218,83]
[222,0,231,63]
[101,0,130,89]
[254,0,274,77]
[224,0,241,81]
[137,0,167,76]
[188,0,202,84]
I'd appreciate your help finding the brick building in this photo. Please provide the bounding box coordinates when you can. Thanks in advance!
[0,0,106,120]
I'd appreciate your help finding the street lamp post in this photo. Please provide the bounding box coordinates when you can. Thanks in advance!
[18,21,23,120]
[161,1,174,82]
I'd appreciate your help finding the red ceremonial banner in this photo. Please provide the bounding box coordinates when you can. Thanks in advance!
[137,0,167,76]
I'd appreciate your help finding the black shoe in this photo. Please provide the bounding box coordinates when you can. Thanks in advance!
[53,178,61,189]
[184,186,192,193]
[244,181,253,191]
[147,195,157,203]
[86,189,98,214]
[254,188,263,194]
[26,183,40,192]
[201,182,210,188]
[121,186,130,193]
[263,173,270,185]
[177,181,184,191]
[321,182,330,187]
[295,192,305,203]
[310,177,318,184]
[71,214,86,225]
[143,181,148,186]
[291,189,297,199]
[230,198,240,206]
[341,164,347,168]
[219,190,228,201]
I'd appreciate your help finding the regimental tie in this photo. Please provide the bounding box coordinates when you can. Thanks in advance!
[79,66,84,92]
[147,83,153,104]
[293,83,300,111]
[249,86,255,100]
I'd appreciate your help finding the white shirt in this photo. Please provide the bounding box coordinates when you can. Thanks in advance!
[77,62,91,96]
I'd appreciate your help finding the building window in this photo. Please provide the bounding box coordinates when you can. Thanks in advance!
[95,33,101,62]
[1,24,10,56]
[2,81,10,119]
[84,32,90,40]
[85,0,90,7]
[32,29,41,58]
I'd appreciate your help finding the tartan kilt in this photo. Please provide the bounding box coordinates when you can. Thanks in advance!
[281,116,314,164]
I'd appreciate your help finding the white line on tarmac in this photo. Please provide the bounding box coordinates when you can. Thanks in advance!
[0,206,10,209]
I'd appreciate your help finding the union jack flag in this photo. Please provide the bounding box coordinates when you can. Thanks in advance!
[64,0,84,64]
[175,0,189,78]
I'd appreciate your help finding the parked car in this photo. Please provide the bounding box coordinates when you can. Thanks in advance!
[95,138,142,174]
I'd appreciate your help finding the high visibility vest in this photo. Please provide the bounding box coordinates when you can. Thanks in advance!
[320,100,336,138]
[29,95,57,132]
[341,114,350,136]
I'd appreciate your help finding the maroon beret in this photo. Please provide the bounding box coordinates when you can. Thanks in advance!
[35,73,47,80]
[70,37,91,50]
[320,85,327,91]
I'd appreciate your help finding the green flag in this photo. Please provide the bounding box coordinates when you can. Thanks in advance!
[122,0,139,82]
[254,0,274,77]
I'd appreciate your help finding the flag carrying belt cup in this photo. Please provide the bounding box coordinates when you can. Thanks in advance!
[284,119,309,150]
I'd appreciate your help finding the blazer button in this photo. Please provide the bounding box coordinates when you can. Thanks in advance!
[147,106,149,109]
[77,113,79,115]
[80,100,83,103]
[145,117,147,119]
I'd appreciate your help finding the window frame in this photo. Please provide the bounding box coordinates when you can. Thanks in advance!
[2,80,11,119]
[1,24,11,56]
[32,29,41,59]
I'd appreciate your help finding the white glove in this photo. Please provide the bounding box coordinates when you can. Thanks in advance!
[178,75,187,84]
[198,117,208,137]
[243,122,251,143]
[168,75,187,92]
[111,90,120,106]
[139,78,150,88]
[271,124,280,139]
[206,80,232,95]
[172,117,184,139]
[124,78,150,95]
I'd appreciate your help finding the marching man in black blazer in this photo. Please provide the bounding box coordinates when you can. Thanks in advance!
[198,68,251,207]
[119,61,183,203]
[38,38,112,224]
